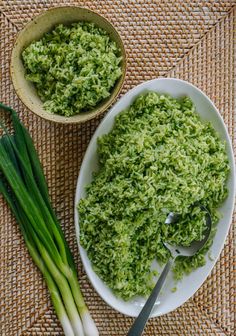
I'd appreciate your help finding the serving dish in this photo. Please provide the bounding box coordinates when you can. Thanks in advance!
[10,6,126,124]
[74,78,235,317]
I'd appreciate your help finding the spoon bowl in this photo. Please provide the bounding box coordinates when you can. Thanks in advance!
[164,205,212,258]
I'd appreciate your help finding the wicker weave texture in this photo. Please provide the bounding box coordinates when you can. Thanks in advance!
[0,1,235,335]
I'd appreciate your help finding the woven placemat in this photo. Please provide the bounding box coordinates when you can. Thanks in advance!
[0,1,235,335]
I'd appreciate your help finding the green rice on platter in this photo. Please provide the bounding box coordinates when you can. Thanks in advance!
[22,22,122,116]
[78,92,229,300]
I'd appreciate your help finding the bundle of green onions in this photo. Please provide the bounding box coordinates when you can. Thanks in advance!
[0,103,98,336]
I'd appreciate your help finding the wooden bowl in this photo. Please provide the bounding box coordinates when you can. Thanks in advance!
[10,6,126,124]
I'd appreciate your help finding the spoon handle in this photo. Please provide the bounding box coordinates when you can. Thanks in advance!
[127,258,174,336]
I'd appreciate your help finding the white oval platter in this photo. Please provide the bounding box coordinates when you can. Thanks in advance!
[74,78,235,317]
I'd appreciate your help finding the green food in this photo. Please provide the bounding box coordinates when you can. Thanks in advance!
[0,103,98,336]
[78,92,229,300]
[22,22,122,116]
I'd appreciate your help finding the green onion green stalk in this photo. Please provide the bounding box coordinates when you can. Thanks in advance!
[0,103,99,336]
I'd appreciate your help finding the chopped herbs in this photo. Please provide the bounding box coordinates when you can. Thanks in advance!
[22,22,122,116]
[78,92,229,300]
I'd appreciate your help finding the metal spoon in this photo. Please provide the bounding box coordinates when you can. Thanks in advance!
[127,204,212,336]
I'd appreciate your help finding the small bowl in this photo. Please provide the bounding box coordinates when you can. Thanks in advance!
[10,6,126,124]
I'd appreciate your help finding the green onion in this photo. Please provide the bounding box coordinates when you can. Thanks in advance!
[0,103,99,336]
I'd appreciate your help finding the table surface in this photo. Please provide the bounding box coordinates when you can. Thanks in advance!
[0,1,235,335]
